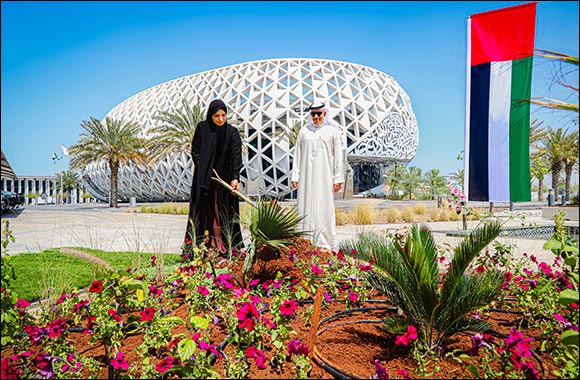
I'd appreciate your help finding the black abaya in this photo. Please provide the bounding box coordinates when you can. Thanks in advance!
[183,119,243,255]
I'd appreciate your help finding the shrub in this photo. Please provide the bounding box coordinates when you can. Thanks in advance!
[335,207,349,226]
[428,208,440,222]
[401,206,415,222]
[414,203,427,216]
[353,203,374,225]
[384,208,402,223]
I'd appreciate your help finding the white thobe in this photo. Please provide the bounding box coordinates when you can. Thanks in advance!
[291,122,345,250]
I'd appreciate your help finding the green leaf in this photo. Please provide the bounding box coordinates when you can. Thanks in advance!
[466,364,480,378]
[543,239,562,250]
[559,289,579,305]
[159,316,185,325]
[190,315,209,329]
[561,330,579,348]
[178,339,196,363]
[564,256,578,268]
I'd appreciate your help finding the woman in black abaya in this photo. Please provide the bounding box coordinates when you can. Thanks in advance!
[183,99,243,259]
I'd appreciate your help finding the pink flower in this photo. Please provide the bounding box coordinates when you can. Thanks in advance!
[237,302,259,332]
[246,346,267,369]
[140,307,155,322]
[287,339,310,357]
[71,300,89,314]
[359,263,373,272]
[348,291,359,303]
[539,262,552,275]
[395,325,418,346]
[197,285,210,296]
[148,285,163,295]
[47,319,67,339]
[396,368,410,379]
[150,255,157,267]
[311,264,323,276]
[89,280,103,293]
[55,292,67,305]
[370,359,389,379]
[323,292,333,302]
[15,298,31,309]
[108,308,122,322]
[279,299,298,316]
[155,356,179,373]
[213,273,235,289]
[84,315,96,334]
[110,351,129,371]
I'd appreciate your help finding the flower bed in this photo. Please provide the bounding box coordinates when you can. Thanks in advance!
[2,226,578,379]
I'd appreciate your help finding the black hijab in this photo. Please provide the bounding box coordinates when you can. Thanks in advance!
[207,99,228,151]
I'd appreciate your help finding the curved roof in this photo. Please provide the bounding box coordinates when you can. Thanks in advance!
[82,58,418,201]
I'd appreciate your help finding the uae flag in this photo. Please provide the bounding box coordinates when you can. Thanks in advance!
[465,2,536,202]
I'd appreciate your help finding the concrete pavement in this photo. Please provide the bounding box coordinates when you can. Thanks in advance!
[1,201,575,266]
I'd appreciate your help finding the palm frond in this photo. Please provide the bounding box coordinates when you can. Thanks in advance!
[246,201,304,250]
[438,222,501,306]
[396,225,440,317]
[381,315,412,335]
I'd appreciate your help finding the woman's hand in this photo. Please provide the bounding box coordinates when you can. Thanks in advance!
[231,179,239,193]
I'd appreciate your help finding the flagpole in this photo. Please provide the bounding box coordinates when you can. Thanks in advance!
[60,158,63,205]
[463,15,471,231]
[53,158,57,206]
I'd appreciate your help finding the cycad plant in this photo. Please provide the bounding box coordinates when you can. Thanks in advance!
[211,172,305,285]
[240,200,304,284]
[340,222,504,350]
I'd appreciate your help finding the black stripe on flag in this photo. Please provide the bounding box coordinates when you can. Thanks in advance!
[468,62,491,201]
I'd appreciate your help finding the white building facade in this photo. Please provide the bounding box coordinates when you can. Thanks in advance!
[81,58,419,202]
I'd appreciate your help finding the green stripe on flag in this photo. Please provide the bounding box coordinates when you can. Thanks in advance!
[509,56,533,202]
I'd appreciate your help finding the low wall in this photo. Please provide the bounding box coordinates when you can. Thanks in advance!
[542,206,579,221]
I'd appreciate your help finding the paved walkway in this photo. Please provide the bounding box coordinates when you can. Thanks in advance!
[1,201,575,266]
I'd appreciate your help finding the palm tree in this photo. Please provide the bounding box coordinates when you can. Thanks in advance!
[283,119,304,148]
[400,166,423,200]
[55,170,81,203]
[423,169,447,200]
[448,169,464,189]
[384,163,406,199]
[562,131,579,201]
[530,119,548,201]
[529,49,578,113]
[147,99,204,163]
[340,222,504,350]
[68,117,148,208]
[540,127,570,202]
[530,155,550,202]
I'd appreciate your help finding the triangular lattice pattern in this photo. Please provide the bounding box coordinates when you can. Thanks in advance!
[82,58,418,201]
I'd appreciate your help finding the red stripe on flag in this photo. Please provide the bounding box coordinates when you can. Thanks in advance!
[471,2,536,66]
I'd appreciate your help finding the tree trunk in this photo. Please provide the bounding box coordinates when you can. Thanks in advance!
[109,160,119,208]
[537,178,544,201]
[551,163,562,202]
[564,163,572,202]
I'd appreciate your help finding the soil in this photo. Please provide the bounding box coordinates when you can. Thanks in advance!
[2,238,563,379]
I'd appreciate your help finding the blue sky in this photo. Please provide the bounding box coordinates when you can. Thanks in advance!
[2,1,578,180]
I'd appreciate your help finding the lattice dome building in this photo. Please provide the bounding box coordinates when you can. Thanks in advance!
[81,58,418,202]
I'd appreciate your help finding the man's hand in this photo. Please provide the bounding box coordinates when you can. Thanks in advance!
[292,181,298,189]
[333,183,343,193]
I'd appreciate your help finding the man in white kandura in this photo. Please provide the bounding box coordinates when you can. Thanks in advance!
[291,101,345,251]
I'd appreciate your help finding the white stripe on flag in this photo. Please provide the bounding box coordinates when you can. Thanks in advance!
[488,60,512,202]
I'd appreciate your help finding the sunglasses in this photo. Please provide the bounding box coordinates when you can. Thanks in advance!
[310,111,323,117]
